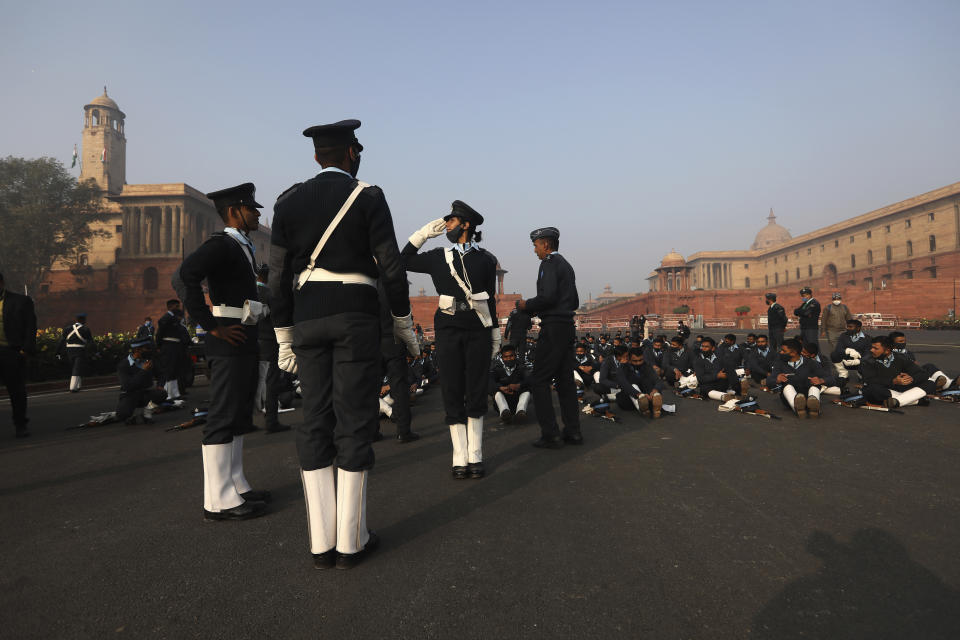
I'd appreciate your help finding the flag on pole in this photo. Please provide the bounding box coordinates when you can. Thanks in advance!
[71,144,78,168]
[101,148,106,163]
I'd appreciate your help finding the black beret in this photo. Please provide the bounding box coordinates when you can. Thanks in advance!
[205,182,263,209]
[799,287,813,295]
[302,119,363,150]
[529,226,560,242]
[443,200,484,226]
[765,292,777,300]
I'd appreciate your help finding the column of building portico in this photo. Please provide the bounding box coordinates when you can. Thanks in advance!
[173,206,182,256]
[161,206,172,253]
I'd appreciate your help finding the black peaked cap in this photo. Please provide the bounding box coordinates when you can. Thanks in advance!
[205,182,263,209]
[303,119,363,150]
[444,200,483,226]
[529,226,560,242]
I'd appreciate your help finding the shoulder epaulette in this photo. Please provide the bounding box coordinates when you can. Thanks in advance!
[275,182,302,206]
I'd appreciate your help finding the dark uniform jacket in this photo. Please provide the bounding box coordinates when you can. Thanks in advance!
[156,312,188,345]
[595,342,613,359]
[744,347,776,376]
[504,310,532,345]
[135,323,155,342]
[574,353,599,377]
[57,322,93,355]
[596,357,622,390]
[401,244,498,331]
[269,172,411,326]
[523,253,578,324]
[616,361,665,395]
[860,353,926,389]
[794,298,821,330]
[716,342,743,368]
[765,356,822,389]
[0,290,37,354]
[173,232,259,357]
[808,355,839,387]
[256,283,279,359]
[767,302,787,330]
[830,332,871,362]
[692,353,728,387]
[117,356,157,395]
[643,345,666,371]
[489,360,529,394]
[664,347,694,374]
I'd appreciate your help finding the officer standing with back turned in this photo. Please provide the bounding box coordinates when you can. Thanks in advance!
[518,227,583,448]
[269,120,418,570]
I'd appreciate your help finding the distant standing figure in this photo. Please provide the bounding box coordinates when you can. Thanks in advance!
[820,292,852,352]
[0,272,37,438]
[765,293,787,354]
[57,313,93,392]
[794,287,821,348]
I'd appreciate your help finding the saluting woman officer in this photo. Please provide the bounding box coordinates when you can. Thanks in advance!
[402,201,500,479]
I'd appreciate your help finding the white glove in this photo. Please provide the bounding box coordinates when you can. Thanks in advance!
[392,313,420,357]
[845,348,860,359]
[275,326,297,374]
[490,327,502,359]
[842,358,860,367]
[408,218,447,249]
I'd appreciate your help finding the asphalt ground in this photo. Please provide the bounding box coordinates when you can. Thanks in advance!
[1,330,959,639]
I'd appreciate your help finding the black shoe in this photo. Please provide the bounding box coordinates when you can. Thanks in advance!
[313,549,336,569]
[240,489,272,503]
[883,397,900,409]
[452,466,468,479]
[468,462,485,478]
[336,531,380,570]
[203,500,268,521]
[265,424,291,434]
[372,431,384,442]
[396,431,420,443]
[500,409,513,424]
[563,432,584,445]
[532,436,564,449]
[514,410,527,421]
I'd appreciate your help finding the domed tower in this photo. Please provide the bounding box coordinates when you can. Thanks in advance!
[751,208,792,250]
[80,87,126,194]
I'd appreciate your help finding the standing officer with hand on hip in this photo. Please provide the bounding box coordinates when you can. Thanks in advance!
[173,183,271,522]
[518,227,582,448]
[765,293,787,354]
[270,120,418,570]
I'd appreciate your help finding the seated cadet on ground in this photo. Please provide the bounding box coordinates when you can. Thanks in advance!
[860,335,930,408]
[643,337,667,378]
[593,344,628,400]
[584,335,597,357]
[743,333,757,354]
[717,333,749,396]
[830,319,871,389]
[489,344,531,423]
[572,342,600,389]
[765,338,825,418]
[663,336,694,386]
[405,352,425,400]
[692,336,740,402]
[615,347,666,418]
[595,336,612,361]
[116,337,168,425]
[801,342,842,395]
[744,334,776,385]
[889,331,956,392]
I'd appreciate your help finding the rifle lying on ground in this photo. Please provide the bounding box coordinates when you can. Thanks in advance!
[720,396,781,420]
[927,389,960,403]
[68,399,185,430]
[166,408,209,432]
[831,393,903,414]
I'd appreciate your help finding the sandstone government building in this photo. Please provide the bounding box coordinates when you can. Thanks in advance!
[35,89,960,332]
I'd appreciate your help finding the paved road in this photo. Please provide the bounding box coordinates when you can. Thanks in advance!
[1,332,959,639]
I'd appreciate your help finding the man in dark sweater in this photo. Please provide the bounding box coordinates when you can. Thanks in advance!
[489,344,531,422]
[156,300,188,401]
[594,344,627,399]
[615,347,666,417]
[766,293,787,354]
[518,226,582,448]
[0,272,37,438]
[794,287,821,348]
[860,336,930,408]
[504,309,532,361]
[663,336,694,387]
[830,319,871,388]
[890,331,955,392]
[57,313,94,392]
[643,337,667,378]
[572,342,600,390]
[744,334,776,385]
[116,337,168,424]
[270,120,418,568]
[765,338,828,418]
[692,337,739,402]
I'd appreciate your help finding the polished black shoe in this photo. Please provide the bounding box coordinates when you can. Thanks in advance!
[203,500,268,521]
[336,531,380,570]
[396,431,420,443]
[467,462,485,478]
[500,409,513,424]
[265,423,292,434]
[514,410,527,422]
[313,549,336,569]
[563,432,584,445]
[240,489,272,503]
[532,436,564,449]
[452,466,469,479]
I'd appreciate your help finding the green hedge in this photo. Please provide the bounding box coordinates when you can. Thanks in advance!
[26,328,139,383]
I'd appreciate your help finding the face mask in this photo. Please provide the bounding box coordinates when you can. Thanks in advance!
[349,148,361,177]
[779,353,791,362]
[832,300,841,305]
[144,321,152,327]
[446,224,464,243]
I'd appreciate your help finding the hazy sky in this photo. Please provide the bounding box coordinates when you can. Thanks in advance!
[2,0,958,299]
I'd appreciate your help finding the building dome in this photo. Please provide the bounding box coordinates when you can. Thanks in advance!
[751,208,792,250]
[660,249,686,267]
[87,87,120,111]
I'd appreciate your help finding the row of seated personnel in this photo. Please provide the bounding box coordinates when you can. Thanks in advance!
[566,325,956,419]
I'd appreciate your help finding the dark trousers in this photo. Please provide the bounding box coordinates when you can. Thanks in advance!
[67,348,86,376]
[0,347,28,427]
[510,332,528,360]
[202,354,258,445]
[382,341,412,435]
[863,383,907,404]
[262,357,282,428]
[116,388,168,420]
[294,313,380,472]
[768,328,785,355]
[158,343,182,382]
[530,322,581,438]
[800,327,819,349]
[435,326,492,425]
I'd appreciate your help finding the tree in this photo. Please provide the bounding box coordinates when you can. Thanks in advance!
[0,157,110,294]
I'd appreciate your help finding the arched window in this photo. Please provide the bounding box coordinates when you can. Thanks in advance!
[906,240,913,256]
[143,267,159,291]
[79,254,89,266]
[92,110,100,126]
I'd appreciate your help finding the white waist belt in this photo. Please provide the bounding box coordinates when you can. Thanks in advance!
[297,268,376,288]
[211,300,269,326]
[162,337,181,342]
